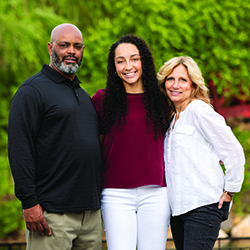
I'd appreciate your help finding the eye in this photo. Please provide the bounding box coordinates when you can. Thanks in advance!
[166,77,174,81]
[117,60,124,64]
[75,45,83,50]
[132,56,141,62]
[181,78,187,82]
[60,44,68,48]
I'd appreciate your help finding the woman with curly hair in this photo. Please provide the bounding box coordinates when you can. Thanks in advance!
[157,56,245,250]
[92,34,171,250]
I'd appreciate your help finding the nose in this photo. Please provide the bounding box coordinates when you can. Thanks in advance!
[67,45,76,54]
[172,80,179,88]
[125,60,133,70]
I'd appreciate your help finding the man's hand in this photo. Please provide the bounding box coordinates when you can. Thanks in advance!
[23,204,52,236]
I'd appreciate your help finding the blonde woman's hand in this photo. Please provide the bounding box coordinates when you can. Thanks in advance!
[218,191,232,209]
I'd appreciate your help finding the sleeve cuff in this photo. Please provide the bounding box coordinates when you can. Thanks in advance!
[21,195,39,210]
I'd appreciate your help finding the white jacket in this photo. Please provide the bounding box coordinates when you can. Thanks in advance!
[164,100,245,216]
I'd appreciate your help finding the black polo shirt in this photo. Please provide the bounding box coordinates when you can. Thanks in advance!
[8,64,102,212]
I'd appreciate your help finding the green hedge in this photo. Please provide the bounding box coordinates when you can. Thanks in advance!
[231,127,250,215]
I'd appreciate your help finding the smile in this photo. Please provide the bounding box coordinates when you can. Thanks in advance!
[123,71,137,77]
[170,90,181,96]
[64,57,77,64]
[65,59,76,63]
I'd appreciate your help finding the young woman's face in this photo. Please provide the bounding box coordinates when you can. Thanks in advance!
[114,43,143,92]
[165,64,193,108]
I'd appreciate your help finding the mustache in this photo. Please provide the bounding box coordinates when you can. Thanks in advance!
[62,55,79,62]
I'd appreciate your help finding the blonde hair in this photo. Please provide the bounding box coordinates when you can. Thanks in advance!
[157,56,211,117]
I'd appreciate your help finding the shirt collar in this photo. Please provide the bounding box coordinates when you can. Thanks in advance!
[41,64,81,86]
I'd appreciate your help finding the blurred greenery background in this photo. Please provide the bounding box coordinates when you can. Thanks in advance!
[0,0,250,238]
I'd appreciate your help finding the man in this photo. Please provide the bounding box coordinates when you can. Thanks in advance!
[8,23,102,250]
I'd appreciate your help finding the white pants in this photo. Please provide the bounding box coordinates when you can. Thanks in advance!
[101,186,170,250]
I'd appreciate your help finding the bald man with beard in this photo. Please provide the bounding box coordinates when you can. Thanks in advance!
[8,23,102,250]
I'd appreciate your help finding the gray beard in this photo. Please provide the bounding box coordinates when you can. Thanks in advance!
[52,48,81,74]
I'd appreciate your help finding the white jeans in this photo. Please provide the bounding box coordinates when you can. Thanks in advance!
[101,186,170,250]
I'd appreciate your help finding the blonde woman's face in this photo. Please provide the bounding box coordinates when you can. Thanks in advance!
[164,64,193,108]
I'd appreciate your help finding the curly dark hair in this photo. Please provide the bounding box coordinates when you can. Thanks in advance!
[102,34,170,139]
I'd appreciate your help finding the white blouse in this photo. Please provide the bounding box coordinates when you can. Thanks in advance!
[164,100,245,216]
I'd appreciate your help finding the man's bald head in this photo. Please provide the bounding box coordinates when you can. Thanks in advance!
[50,23,83,43]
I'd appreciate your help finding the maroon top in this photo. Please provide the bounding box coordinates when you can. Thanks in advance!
[92,89,166,189]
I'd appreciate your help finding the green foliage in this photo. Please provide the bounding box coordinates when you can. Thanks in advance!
[231,127,250,214]
[78,0,250,98]
[0,0,250,237]
[0,155,24,237]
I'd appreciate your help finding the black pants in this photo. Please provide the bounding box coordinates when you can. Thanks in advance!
[170,202,230,250]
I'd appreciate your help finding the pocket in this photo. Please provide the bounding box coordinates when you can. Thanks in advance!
[221,201,230,222]
[175,125,195,148]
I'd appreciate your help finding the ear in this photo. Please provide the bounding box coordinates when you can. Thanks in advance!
[48,42,53,56]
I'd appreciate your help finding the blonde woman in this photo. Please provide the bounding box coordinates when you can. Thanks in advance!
[157,56,245,250]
